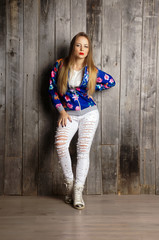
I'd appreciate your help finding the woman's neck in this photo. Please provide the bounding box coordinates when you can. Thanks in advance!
[72,58,85,71]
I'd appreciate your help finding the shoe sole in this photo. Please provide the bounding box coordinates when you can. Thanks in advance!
[73,204,85,210]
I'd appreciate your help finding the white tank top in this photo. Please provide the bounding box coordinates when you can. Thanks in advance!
[69,68,84,88]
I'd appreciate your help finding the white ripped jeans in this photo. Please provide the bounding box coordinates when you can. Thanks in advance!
[55,109,99,186]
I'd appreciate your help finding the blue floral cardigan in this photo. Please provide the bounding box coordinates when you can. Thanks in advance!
[48,59,116,113]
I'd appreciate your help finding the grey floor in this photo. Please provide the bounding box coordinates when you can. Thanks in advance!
[0,195,159,240]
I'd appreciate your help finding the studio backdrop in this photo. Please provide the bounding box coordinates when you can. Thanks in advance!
[0,0,159,196]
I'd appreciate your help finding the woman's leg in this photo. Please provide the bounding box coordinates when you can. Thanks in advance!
[55,117,78,182]
[75,110,99,186]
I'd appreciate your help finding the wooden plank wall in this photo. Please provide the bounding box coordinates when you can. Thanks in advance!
[87,0,102,194]
[119,0,142,194]
[140,0,158,194]
[23,0,39,195]
[5,0,23,195]
[0,0,6,195]
[0,0,159,195]
[101,0,121,194]
[38,0,56,195]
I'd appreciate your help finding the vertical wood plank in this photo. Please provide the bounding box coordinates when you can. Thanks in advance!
[71,0,86,37]
[102,0,121,145]
[23,0,39,195]
[140,0,158,194]
[52,0,71,195]
[4,0,23,195]
[38,0,56,196]
[156,2,159,194]
[102,145,118,194]
[4,157,22,194]
[86,0,102,194]
[119,0,142,194]
[55,0,71,59]
[101,0,121,194]
[0,0,6,195]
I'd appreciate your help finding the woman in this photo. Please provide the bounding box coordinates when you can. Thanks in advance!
[49,32,115,210]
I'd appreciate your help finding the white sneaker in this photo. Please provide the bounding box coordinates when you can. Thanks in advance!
[73,184,85,210]
[64,180,74,204]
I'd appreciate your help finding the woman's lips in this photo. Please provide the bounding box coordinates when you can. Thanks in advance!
[79,52,84,55]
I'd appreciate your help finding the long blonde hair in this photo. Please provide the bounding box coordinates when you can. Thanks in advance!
[57,32,97,95]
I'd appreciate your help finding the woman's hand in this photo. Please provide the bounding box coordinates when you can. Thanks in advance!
[58,110,72,127]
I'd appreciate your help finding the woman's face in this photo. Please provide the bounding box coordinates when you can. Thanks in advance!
[73,36,89,59]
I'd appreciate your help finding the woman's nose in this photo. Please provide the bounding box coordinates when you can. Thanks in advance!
[80,46,83,51]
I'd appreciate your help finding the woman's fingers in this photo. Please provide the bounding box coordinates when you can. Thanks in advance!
[64,117,67,127]
[62,117,65,127]
[58,113,72,127]
[68,115,72,123]
[58,119,61,127]
[58,117,66,127]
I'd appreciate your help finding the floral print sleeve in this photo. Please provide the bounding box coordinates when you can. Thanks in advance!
[95,68,116,91]
[48,59,64,112]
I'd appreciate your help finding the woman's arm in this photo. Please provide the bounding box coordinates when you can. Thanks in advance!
[48,59,72,127]
[95,68,116,91]
[48,60,65,113]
